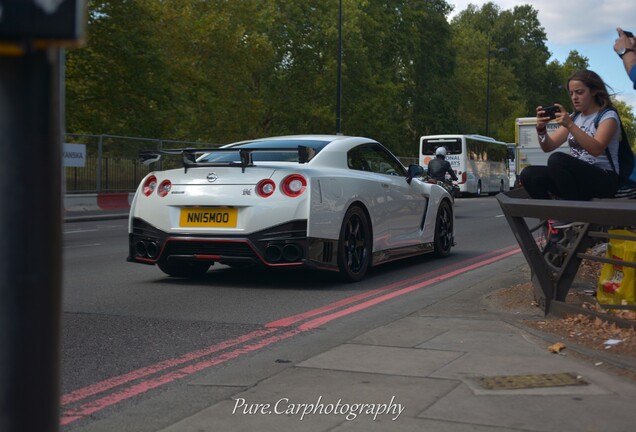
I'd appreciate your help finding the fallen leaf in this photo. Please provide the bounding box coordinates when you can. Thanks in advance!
[548,342,566,353]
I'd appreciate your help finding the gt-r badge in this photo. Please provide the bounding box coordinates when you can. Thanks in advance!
[206,173,218,183]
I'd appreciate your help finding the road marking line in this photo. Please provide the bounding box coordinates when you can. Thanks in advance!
[61,328,302,425]
[299,248,520,331]
[64,229,99,234]
[61,328,276,406]
[266,244,520,328]
[63,243,102,249]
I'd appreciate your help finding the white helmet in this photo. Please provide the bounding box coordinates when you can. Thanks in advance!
[435,147,447,157]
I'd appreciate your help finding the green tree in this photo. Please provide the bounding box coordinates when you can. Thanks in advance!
[66,0,173,140]
[450,3,524,141]
[497,5,551,114]
[259,1,343,136]
[159,0,277,142]
[340,0,456,156]
[407,0,458,144]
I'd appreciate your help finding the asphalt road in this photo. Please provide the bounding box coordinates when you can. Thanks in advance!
[61,196,519,431]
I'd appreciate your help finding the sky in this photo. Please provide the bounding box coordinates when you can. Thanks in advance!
[447,0,636,112]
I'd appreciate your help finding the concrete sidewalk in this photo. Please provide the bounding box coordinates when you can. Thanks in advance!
[154,264,636,432]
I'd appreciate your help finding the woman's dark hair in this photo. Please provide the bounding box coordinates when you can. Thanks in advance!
[567,69,614,109]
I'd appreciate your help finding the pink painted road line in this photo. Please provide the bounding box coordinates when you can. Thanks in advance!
[61,328,276,406]
[61,245,521,426]
[298,248,521,331]
[266,244,520,328]
[60,328,303,426]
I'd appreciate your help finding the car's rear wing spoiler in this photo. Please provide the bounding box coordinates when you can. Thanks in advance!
[139,146,317,172]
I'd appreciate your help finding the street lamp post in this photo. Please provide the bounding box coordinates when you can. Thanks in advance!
[335,0,343,134]
[485,46,507,137]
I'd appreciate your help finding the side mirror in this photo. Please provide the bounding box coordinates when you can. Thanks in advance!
[406,164,424,184]
[507,146,516,161]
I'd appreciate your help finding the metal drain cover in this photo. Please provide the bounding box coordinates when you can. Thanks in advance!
[476,373,588,390]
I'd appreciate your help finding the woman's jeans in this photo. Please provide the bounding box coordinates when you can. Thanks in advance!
[519,152,619,200]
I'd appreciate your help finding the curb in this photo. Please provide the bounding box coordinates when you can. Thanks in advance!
[65,193,133,212]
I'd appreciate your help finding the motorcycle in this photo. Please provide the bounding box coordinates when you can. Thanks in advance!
[424,176,460,202]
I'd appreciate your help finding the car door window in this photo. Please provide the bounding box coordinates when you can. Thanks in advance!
[347,146,372,172]
[348,144,407,176]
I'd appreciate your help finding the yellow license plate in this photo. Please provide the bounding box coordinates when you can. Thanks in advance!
[179,207,238,228]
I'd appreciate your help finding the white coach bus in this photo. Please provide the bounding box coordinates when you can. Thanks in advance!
[419,134,510,196]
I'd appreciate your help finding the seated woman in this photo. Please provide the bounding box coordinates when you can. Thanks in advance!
[519,69,621,204]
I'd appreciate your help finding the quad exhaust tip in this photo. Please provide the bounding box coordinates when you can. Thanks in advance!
[265,243,302,263]
[136,240,160,259]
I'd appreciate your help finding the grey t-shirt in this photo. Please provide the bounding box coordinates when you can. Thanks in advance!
[568,109,620,172]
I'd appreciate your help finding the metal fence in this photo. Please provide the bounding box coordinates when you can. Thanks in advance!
[64,133,419,194]
[64,134,221,193]
[65,156,148,193]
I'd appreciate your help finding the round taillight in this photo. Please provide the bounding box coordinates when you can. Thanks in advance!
[143,175,157,196]
[282,174,307,197]
[158,179,172,197]
[257,179,276,197]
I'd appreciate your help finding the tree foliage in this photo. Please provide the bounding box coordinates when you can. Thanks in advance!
[65,0,636,158]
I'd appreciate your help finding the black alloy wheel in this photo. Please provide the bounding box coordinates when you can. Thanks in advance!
[337,206,371,282]
[433,200,453,257]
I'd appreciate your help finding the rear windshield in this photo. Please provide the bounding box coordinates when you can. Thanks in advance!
[199,139,329,163]
[421,138,462,155]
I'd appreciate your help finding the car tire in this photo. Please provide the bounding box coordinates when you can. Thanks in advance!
[157,261,210,277]
[337,206,371,282]
[433,200,453,258]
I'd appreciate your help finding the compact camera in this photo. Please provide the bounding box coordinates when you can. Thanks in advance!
[542,105,560,120]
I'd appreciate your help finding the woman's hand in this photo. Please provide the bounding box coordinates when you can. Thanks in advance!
[615,27,636,52]
[535,104,570,152]
[537,104,569,126]
[552,103,572,128]
[535,105,550,128]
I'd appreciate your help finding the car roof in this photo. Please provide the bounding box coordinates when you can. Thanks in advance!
[228,134,360,145]
[223,134,381,153]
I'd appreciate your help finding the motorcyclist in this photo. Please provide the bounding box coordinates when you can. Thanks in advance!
[427,147,458,182]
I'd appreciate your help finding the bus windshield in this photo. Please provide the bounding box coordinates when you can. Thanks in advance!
[421,138,462,155]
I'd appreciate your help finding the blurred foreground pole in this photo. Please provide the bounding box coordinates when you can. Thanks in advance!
[0,2,86,431]
[0,46,64,432]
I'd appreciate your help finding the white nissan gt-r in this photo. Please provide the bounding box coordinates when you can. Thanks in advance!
[128,135,454,281]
